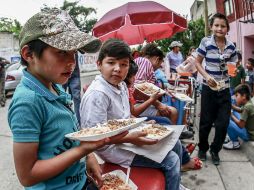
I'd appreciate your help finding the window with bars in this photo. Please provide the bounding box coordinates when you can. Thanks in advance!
[224,0,233,16]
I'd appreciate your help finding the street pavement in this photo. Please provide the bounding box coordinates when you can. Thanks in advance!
[1,74,254,190]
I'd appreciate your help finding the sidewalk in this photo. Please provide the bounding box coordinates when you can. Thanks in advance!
[181,97,254,190]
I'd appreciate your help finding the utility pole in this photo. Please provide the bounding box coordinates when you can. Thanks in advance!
[204,0,209,36]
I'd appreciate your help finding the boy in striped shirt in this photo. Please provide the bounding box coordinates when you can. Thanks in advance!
[190,13,238,165]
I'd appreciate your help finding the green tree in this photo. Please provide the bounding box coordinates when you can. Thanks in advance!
[0,17,22,37]
[156,18,205,57]
[60,0,97,32]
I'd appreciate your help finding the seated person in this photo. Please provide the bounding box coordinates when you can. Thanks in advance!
[80,39,188,190]
[223,84,254,150]
[134,44,193,139]
[134,43,178,124]
[125,61,202,172]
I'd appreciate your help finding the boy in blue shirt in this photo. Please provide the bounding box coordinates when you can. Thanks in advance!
[8,8,125,190]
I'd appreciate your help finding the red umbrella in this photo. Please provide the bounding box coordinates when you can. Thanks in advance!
[92,1,187,45]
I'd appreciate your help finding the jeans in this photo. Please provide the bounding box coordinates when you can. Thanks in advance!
[228,111,249,142]
[199,85,231,153]
[131,140,182,190]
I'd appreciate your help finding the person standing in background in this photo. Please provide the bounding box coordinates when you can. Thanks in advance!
[245,58,254,96]
[229,52,245,95]
[165,41,184,74]
[190,13,238,165]
[63,53,81,124]
[0,57,9,107]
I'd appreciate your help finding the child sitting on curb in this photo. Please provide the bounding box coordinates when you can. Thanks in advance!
[80,39,189,190]
[223,84,254,149]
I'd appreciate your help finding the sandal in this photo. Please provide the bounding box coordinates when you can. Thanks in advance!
[186,143,196,155]
[181,157,203,172]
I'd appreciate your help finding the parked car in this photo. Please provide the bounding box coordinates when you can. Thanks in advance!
[5,63,25,94]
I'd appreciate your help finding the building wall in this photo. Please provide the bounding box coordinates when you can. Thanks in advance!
[228,20,254,63]
[0,32,19,61]
[191,0,254,61]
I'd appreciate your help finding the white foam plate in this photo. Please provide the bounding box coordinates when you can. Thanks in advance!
[65,117,147,141]
[131,124,174,141]
[134,82,165,96]
[102,170,138,190]
[172,92,193,102]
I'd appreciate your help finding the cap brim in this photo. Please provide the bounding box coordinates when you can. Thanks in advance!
[39,30,102,53]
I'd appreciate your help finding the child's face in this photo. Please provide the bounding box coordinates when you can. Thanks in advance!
[151,56,163,71]
[97,57,130,87]
[211,18,228,38]
[24,46,76,87]
[235,92,248,106]
[246,61,253,70]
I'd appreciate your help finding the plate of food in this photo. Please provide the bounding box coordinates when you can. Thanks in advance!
[133,82,165,101]
[101,170,137,190]
[133,124,174,141]
[65,117,147,141]
[209,80,225,91]
[171,92,193,102]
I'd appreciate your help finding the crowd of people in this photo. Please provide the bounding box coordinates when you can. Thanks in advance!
[5,7,254,190]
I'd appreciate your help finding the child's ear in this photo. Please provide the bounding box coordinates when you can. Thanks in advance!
[21,45,33,62]
[96,60,102,70]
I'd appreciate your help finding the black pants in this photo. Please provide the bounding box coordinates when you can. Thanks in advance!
[198,85,231,153]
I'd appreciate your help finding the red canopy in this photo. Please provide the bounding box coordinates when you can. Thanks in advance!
[93,1,187,45]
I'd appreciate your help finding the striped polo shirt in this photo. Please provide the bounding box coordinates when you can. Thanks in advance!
[196,35,238,86]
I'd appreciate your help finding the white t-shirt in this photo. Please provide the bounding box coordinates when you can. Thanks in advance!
[80,75,135,166]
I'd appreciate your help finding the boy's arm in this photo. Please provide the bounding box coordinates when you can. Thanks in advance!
[231,114,246,128]
[232,104,243,113]
[13,133,127,187]
[131,91,163,117]
[241,67,246,84]
[80,91,109,128]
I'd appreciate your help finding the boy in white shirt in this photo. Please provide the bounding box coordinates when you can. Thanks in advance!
[80,39,185,190]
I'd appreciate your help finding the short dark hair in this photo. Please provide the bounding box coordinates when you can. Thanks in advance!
[20,40,49,66]
[247,58,254,67]
[234,84,251,100]
[141,43,164,60]
[210,13,230,31]
[124,60,138,85]
[97,39,132,62]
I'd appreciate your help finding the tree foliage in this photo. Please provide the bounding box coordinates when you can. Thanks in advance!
[60,0,97,32]
[0,17,22,37]
[156,18,205,57]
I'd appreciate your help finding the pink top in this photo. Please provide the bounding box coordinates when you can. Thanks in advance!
[134,57,156,84]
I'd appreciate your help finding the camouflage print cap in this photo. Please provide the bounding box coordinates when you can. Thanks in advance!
[19,8,101,53]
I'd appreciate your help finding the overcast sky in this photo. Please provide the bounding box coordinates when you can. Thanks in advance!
[0,0,195,24]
